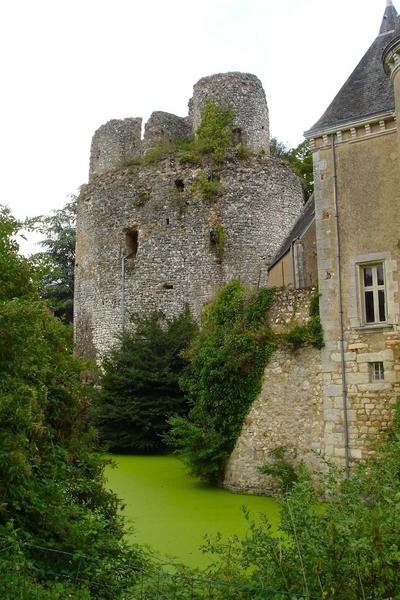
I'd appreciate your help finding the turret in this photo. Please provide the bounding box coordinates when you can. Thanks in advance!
[89,118,142,180]
[189,72,269,154]
[383,2,400,152]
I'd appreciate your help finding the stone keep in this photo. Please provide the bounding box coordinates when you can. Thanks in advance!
[74,72,303,360]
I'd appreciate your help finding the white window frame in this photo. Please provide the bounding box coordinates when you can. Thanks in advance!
[349,252,397,330]
[359,262,387,325]
[369,361,385,382]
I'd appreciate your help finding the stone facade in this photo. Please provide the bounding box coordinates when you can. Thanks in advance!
[224,288,323,494]
[75,72,303,360]
[303,5,400,467]
[309,128,400,464]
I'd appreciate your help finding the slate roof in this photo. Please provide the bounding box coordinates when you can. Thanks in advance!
[305,3,399,136]
[268,195,315,270]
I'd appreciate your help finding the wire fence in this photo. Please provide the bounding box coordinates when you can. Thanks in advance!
[0,539,330,600]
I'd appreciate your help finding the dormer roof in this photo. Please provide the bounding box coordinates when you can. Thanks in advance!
[305,3,399,136]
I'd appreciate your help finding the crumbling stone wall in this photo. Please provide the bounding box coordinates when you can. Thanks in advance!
[89,118,142,179]
[143,112,192,150]
[75,156,303,359]
[189,73,269,154]
[224,288,324,494]
[76,72,303,360]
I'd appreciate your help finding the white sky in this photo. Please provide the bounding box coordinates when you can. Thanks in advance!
[0,0,394,250]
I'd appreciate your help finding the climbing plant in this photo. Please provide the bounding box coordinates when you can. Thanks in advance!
[166,281,277,483]
[167,283,324,484]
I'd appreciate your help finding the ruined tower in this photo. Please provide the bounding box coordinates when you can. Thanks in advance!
[74,73,304,360]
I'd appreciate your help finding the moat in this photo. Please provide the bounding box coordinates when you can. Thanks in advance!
[106,454,279,567]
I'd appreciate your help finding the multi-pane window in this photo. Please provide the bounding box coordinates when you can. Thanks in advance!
[360,263,386,324]
[369,362,384,382]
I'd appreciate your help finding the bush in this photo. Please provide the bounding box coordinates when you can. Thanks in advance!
[0,207,146,595]
[166,282,276,483]
[93,307,197,452]
[202,404,400,599]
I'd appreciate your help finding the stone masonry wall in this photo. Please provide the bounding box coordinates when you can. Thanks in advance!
[89,118,142,180]
[74,156,303,360]
[224,288,323,494]
[189,73,269,154]
[311,128,400,465]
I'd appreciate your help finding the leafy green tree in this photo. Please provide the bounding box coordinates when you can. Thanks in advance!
[36,198,76,322]
[166,282,276,483]
[93,308,197,452]
[270,137,314,200]
[0,206,145,595]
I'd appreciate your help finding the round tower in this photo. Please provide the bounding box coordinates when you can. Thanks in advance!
[189,72,269,154]
[383,33,400,152]
[89,118,142,180]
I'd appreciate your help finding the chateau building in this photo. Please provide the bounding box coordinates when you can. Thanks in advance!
[225,1,400,491]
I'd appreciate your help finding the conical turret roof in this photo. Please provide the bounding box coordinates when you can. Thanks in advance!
[380,0,398,34]
[305,2,399,136]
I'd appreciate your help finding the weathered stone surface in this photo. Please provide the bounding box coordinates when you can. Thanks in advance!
[189,72,269,154]
[224,348,324,494]
[75,155,303,359]
[89,118,142,180]
[224,289,323,494]
[143,112,192,150]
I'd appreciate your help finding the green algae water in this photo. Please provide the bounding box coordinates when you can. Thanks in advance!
[106,454,279,567]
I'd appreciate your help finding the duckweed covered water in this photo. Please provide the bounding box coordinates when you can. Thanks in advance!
[106,454,279,567]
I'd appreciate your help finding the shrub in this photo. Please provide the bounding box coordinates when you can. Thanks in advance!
[192,169,223,201]
[93,307,197,452]
[203,402,400,599]
[166,282,276,483]
[0,207,146,595]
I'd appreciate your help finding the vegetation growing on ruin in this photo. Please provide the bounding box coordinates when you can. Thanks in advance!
[192,169,223,201]
[166,281,277,483]
[212,222,226,261]
[166,283,324,483]
[281,288,324,350]
[124,100,247,171]
[93,307,197,453]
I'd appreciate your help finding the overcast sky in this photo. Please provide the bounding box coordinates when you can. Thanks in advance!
[0,0,394,250]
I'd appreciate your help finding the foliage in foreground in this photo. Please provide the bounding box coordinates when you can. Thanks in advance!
[93,307,197,452]
[166,281,277,483]
[0,206,146,596]
[203,408,400,599]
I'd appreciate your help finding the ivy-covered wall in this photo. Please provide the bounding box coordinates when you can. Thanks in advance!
[224,288,324,494]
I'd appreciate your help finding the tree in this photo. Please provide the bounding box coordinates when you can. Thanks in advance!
[0,206,145,594]
[270,137,314,201]
[93,308,197,452]
[36,198,76,322]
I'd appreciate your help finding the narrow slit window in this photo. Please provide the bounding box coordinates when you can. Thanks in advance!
[360,263,386,324]
[125,228,138,258]
[232,128,242,145]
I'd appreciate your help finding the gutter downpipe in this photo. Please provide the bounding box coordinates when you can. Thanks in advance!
[120,254,128,334]
[331,135,350,477]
